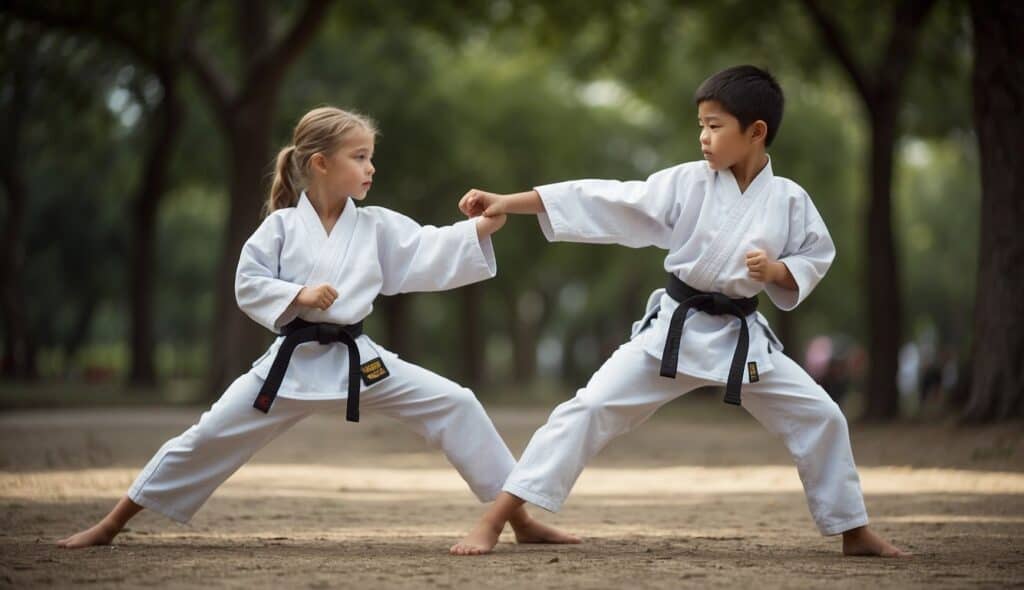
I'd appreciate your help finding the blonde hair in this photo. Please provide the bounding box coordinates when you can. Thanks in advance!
[266,106,378,214]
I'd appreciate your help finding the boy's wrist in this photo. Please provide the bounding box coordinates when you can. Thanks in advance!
[770,260,797,289]
[506,190,544,215]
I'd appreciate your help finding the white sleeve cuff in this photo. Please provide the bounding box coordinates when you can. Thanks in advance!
[462,217,498,279]
[534,183,574,242]
[765,257,815,311]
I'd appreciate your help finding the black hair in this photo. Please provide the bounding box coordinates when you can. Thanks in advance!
[694,65,784,147]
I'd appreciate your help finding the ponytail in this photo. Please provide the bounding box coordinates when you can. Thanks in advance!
[266,145,299,215]
[265,106,378,216]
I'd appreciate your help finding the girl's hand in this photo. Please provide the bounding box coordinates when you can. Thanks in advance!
[459,189,507,218]
[475,213,507,239]
[295,283,338,310]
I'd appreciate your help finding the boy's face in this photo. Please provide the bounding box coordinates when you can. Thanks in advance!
[697,100,763,171]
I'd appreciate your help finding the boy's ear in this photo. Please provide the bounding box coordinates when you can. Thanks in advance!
[748,120,768,144]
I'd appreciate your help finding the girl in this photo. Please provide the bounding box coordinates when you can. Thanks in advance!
[58,107,578,550]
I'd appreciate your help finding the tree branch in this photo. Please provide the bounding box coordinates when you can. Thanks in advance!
[238,0,270,64]
[800,0,874,102]
[4,1,161,71]
[0,26,35,181]
[878,0,938,88]
[241,0,331,98]
[184,36,235,124]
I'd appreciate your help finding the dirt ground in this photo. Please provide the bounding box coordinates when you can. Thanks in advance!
[1,394,1022,589]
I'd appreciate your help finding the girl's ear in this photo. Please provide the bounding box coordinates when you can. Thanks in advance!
[309,152,328,174]
[749,120,768,144]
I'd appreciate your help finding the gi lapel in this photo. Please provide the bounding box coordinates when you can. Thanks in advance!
[689,159,775,289]
[299,192,360,286]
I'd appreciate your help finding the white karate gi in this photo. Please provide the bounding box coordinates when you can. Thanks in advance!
[502,159,870,535]
[128,193,516,523]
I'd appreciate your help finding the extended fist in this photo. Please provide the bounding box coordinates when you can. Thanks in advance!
[459,189,506,218]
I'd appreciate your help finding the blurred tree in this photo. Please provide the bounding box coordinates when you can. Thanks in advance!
[800,0,937,420]
[1,0,989,417]
[0,20,38,379]
[182,0,331,395]
[278,22,657,388]
[964,0,1023,421]
[461,1,860,383]
[5,1,197,387]
[0,20,128,379]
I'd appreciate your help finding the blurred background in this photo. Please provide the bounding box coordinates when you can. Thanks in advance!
[0,0,1019,423]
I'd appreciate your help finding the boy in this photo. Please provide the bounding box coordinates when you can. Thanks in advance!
[450,65,906,557]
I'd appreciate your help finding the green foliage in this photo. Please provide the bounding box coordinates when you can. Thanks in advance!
[2,2,979,399]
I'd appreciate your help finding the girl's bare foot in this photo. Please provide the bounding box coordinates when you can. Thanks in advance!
[450,494,582,556]
[56,521,121,549]
[56,496,142,549]
[449,518,504,556]
[842,526,910,557]
[510,516,581,545]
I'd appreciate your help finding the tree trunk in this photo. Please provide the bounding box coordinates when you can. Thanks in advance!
[0,163,35,380]
[963,0,1024,422]
[561,324,583,386]
[506,290,541,387]
[461,284,484,389]
[128,70,183,387]
[63,295,98,375]
[207,98,277,396]
[0,34,37,380]
[773,311,795,358]
[1,3,195,387]
[862,103,903,420]
[192,0,331,397]
[382,295,412,358]
[800,0,936,421]
[513,313,539,387]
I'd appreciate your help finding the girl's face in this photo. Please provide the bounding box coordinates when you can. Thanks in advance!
[697,100,765,171]
[313,128,376,201]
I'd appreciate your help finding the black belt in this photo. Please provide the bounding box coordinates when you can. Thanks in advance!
[657,274,758,406]
[253,318,365,422]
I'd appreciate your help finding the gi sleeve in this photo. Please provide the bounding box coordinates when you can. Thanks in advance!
[374,208,497,296]
[234,213,306,332]
[764,191,836,311]
[534,164,688,249]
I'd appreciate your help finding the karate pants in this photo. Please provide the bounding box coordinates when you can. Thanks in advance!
[128,355,516,524]
[502,337,869,536]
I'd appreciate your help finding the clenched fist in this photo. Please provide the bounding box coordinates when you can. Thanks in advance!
[295,283,338,310]
[745,249,782,283]
[474,212,507,238]
[459,189,507,218]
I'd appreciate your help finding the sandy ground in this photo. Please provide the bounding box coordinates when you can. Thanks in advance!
[1,394,1022,589]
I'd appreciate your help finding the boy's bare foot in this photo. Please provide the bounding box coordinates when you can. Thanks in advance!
[450,492,579,556]
[842,526,910,557]
[449,519,504,556]
[56,521,121,549]
[510,516,581,545]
